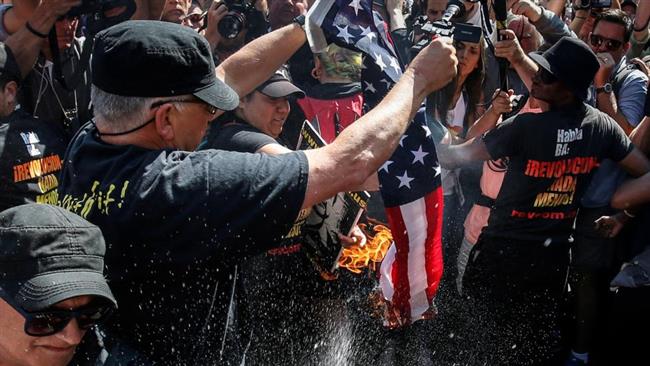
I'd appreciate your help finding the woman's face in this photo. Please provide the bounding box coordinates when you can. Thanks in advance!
[238,91,290,138]
[455,40,481,78]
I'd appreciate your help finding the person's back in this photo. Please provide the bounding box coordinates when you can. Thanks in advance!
[0,42,67,211]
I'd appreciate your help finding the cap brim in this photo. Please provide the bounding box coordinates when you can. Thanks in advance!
[528,52,555,77]
[193,78,240,112]
[15,271,117,312]
[258,81,305,99]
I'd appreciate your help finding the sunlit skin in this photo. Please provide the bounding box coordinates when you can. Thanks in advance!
[236,91,290,139]
[268,0,303,30]
[167,100,219,151]
[160,0,192,24]
[425,0,447,22]
[0,296,92,366]
[54,17,78,50]
[590,20,629,65]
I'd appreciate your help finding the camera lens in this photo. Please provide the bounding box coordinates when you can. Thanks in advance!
[218,12,245,39]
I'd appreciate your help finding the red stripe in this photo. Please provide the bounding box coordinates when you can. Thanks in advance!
[385,205,411,323]
[423,187,444,301]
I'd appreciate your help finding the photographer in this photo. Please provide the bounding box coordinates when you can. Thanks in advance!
[203,0,269,63]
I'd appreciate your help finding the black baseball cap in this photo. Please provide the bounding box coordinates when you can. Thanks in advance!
[0,43,20,83]
[529,37,599,100]
[621,0,637,9]
[0,204,117,312]
[256,71,305,99]
[92,20,239,111]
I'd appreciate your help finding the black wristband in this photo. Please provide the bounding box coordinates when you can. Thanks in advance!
[25,22,48,38]
[293,14,305,27]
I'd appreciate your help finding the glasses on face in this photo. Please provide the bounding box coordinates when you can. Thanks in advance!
[22,304,114,337]
[535,68,557,85]
[152,99,218,115]
[590,34,623,51]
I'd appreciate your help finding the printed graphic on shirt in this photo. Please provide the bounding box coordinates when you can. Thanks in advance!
[59,180,130,218]
[20,131,42,157]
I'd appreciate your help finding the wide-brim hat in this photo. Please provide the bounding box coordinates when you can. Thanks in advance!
[256,72,305,99]
[0,204,117,312]
[528,37,600,100]
[92,20,239,111]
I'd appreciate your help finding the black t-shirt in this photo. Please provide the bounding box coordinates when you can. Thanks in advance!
[57,122,308,364]
[0,109,67,211]
[482,103,632,242]
[203,120,278,153]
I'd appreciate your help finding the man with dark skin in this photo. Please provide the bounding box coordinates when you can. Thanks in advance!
[437,36,650,364]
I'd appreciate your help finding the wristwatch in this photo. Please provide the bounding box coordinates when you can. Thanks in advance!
[596,83,613,94]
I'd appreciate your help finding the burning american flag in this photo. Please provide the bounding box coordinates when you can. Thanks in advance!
[307,0,444,327]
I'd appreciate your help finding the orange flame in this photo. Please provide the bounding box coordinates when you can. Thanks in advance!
[337,224,393,274]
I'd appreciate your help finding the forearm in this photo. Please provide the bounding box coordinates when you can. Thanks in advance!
[611,172,650,209]
[512,54,538,91]
[437,137,491,170]
[569,9,588,34]
[4,4,60,78]
[533,7,575,44]
[630,116,650,153]
[465,108,500,140]
[388,8,406,32]
[597,94,635,135]
[216,23,306,98]
[545,0,565,17]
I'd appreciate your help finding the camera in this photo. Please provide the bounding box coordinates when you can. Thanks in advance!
[577,0,612,9]
[411,20,482,58]
[218,0,257,39]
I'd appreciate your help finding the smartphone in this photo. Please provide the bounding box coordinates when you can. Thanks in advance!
[591,0,612,9]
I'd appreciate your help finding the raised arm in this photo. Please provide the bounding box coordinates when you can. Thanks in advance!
[300,38,457,209]
[216,23,306,98]
[4,0,80,78]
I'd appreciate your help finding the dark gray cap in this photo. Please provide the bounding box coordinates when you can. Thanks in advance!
[256,71,305,99]
[0,204,117,312]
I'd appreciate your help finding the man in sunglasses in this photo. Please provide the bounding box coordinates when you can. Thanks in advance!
[0,203,117,366]
[568,8,649,365]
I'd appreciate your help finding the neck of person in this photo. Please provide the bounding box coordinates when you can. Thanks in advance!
[318,74,354,84]
[96,120,171,150]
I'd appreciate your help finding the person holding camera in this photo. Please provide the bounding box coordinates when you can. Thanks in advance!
[203,0,269,63]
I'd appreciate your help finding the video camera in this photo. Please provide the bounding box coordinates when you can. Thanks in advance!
[411,0,482,58]
[577,0,612,9]
[217,0,259,39]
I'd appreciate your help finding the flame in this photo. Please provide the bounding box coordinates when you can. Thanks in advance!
[337,224,393,274]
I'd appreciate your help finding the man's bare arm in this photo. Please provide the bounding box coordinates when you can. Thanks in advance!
[300,39,457,209]
[436,137,492,170]
[611,171,650,209]
[216,23,306,98]
[617,146,650,178]
[4,0,80,78]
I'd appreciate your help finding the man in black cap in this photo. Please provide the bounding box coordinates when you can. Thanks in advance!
[56,19,457,364]
[0,203,117,366]
[437,36,650,364]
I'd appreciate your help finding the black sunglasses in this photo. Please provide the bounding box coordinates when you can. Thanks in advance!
[590,34,623,52]
[21,303,114,337]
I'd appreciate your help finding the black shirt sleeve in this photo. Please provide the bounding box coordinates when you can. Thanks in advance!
[204,123,279,153]
[482,114,523,160]
[601,115,634,162]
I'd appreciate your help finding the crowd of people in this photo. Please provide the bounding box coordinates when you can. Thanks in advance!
[0,0,649,365]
